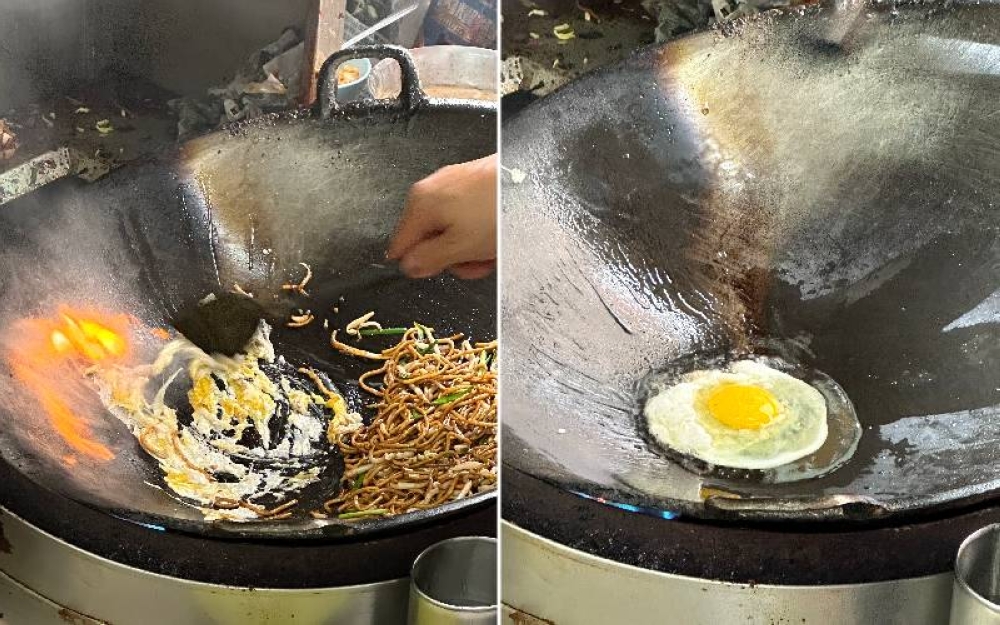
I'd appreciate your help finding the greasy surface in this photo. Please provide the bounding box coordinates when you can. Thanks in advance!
[502,1,1000,523]
[0,101,495,540]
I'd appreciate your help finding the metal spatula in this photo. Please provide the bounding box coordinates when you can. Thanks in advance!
[171,292,268,357]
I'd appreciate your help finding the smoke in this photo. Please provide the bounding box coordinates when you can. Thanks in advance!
[0,0,104,112]
[0,179,177,506]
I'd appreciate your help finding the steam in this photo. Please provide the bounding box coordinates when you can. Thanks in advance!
[0,185,176,508]
[0,0,107,112]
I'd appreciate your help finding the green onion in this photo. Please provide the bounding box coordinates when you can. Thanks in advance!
[416,342,437,355]
[433,387,473,405]
[352,472,367,489]
[359,327,407,337]
[338,508,388,520]
[410,408,424,420]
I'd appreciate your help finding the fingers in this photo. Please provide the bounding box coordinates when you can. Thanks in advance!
[389,154,498,279]
[449,260,496,280]
[397,233,466,279]
[386,179,446,261]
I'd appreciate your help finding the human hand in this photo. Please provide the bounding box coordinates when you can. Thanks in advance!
[387,154,497,280]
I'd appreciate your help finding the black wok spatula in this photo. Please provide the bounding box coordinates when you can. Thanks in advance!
[171,292,267,357]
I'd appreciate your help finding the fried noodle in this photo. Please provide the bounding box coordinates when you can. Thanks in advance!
[325,324,497,518]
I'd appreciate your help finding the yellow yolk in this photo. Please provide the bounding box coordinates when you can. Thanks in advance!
[703,383,779,430]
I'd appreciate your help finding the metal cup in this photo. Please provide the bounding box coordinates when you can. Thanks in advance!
[407,536,497,625]
[951,524,1000,624]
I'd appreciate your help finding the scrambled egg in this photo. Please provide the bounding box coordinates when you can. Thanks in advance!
[88,321,355,519]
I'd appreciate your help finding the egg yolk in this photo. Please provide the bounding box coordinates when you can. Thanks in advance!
[703,383,779,430]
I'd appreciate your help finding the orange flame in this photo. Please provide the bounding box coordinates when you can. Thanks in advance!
[7,308,136,462]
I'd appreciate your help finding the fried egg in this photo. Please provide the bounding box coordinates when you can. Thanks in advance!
[643,360,828,470]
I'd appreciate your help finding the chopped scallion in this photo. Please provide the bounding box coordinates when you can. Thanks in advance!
[359,327,407,337]
[433,387,473,405]
[338,508,388,519]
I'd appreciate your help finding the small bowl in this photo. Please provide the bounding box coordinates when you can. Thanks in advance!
[334,58,372,102]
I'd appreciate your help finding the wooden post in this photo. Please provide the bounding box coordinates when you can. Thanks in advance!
[299,0,348,107]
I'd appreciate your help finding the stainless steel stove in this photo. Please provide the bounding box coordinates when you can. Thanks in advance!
[501,521,953,625]
[0,507,409,625]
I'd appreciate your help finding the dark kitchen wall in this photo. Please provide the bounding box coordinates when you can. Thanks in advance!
[124,0,312,95]
[0,0,311,111]
[0,0,104,110]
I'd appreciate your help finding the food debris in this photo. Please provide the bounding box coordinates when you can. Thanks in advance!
[76,126,85,133]
[527,8,547,16]
[232,283,254,298]
[345,311,383,338]
[323,319,329,330]
[330,330,385,360]
[151,328,172,340]
[281,262,312,296]
[578,2,600,23]
[529,32,540,39]
[503,166,528,184]
[0,120,17,160]
[95,119,114,134]
[554,23,576,41]
[74,107,91,114]
[287,311,315,328]
[41,115,54,128]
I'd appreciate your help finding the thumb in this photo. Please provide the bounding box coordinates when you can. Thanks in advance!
[397,232,468,279]
[387,195,440,261]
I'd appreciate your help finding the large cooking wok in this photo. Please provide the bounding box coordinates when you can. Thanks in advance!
[502,1,1000,524]
[0,46,496,540]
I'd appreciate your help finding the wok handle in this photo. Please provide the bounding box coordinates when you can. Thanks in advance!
[316,44,425,118]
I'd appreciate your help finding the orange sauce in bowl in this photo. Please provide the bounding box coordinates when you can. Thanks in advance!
[337,65,362,85]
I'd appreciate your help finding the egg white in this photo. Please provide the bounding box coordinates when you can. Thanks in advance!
[644,360,828,470]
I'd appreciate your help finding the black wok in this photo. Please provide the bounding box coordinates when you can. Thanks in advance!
[0,46,496,540]
[502,2,1000,524]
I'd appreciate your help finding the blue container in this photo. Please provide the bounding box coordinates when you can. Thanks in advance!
[334,58,372,102]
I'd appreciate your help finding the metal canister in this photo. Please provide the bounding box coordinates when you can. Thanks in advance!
[407,536,497,625]
[951,524,1000,624]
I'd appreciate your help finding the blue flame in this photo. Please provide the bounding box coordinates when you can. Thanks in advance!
[570,490,679,520]
[135,522,166,532]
